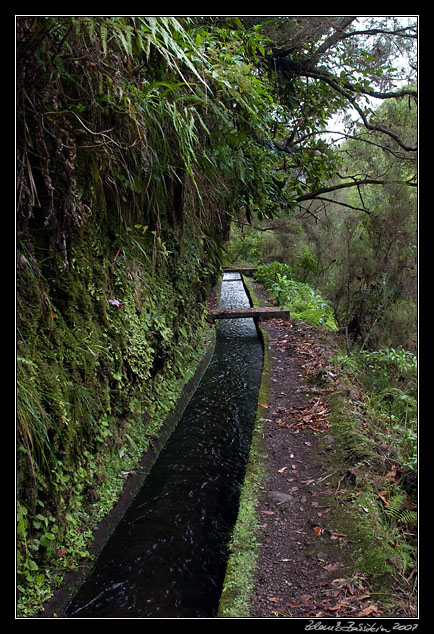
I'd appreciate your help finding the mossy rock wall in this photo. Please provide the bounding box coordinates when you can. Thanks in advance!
[16,175,225,617]
[16,16,232,615]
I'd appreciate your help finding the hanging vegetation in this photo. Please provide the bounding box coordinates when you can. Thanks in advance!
[16,16,417,616]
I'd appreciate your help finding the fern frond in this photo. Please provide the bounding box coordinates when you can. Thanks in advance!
[385,494,417,527]
[397,509,417,527]
[385,493,406,518]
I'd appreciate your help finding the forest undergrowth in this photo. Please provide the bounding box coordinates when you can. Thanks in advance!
[221,260,418,617]
[254,263,417,545]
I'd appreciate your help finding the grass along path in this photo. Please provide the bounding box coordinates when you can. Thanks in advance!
[218,275,417,619]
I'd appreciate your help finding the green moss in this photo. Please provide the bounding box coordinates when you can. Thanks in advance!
[16,212,220,616]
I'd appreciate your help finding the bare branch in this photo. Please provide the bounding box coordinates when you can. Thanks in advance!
[312,196,371,214]
[294,177,416,205]
[303,70,417,151]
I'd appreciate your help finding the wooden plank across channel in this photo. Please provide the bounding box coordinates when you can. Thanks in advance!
[222,267,258,276]
[207,307,290,322]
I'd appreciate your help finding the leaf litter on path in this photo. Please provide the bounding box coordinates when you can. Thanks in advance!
[249,317,385,618]
[276,397,331,433]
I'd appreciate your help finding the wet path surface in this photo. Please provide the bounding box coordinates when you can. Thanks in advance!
[65,274,263,618]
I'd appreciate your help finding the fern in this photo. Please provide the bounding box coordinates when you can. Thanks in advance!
[397,509,418,527]
[255,262,338,330]
[386,493,417,527]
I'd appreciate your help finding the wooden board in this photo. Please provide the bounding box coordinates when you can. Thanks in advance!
[223,267,258,276]
[207,307,290,321]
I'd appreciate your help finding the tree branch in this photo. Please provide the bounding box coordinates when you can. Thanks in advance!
[312,195,371,214]
[294,177,415,204]
[310,16,358,61]
[302,70,417,151]
[310,20,417,63]
[305,66,417,101]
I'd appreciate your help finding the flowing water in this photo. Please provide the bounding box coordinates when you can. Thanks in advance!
[65,273,263,618]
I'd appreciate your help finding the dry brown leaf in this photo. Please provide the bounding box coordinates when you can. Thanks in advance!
[323,562,342,571]
[377,491,389,506]
[357,605,379,617]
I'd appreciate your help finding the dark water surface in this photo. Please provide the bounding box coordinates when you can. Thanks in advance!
[65,273,263,618]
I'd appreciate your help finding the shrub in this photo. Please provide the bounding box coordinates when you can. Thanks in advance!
[255,262,338,330]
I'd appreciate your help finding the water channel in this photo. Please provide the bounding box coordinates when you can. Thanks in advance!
[65,273,263,618]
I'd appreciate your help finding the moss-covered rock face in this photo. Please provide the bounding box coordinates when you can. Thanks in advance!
[17,205,222,614]
[15,15,230,616]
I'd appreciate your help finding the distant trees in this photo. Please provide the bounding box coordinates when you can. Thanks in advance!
[222,16,417,351]
[255,15,417,213]
[17,15,417,346]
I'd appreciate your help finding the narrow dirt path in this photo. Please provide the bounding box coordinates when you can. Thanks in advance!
[246,279,385,619]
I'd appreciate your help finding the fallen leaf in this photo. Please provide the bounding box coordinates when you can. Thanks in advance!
[261,510,275,515]
[378,491,389,506]
[331,578,348,587]
[267,597,281,603]
[359,505,369,513]
[259,403,269,408]
[357,605,379,617]
[330,532,347,538]
[313,526,323,537]
[278,466,288,473]
[323,562,342,571]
